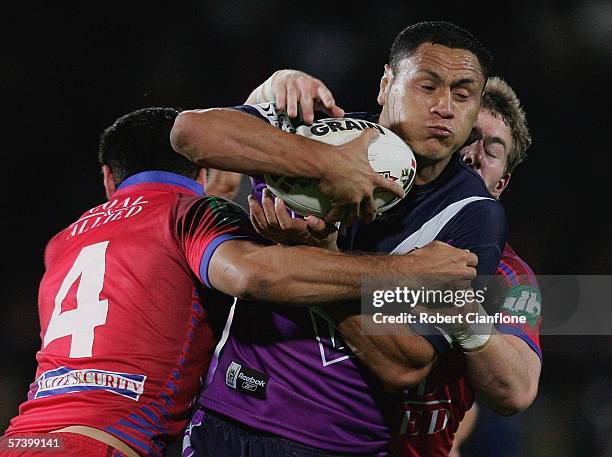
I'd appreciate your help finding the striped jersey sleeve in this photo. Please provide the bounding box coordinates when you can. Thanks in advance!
[493,243,542,360]
[174,196,257,290]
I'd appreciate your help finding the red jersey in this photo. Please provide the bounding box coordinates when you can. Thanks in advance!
[390,243,542,456]
[6,171,254,456]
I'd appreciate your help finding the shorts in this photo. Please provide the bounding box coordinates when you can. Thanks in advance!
[183,408,378,457]
[0,432,127,457]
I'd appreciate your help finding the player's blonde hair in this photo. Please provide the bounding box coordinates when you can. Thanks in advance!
[481,77,532,173]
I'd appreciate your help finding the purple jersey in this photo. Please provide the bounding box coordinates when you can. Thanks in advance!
[197,104,507,455]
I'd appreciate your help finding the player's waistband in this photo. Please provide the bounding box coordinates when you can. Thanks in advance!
[52,425,140,457]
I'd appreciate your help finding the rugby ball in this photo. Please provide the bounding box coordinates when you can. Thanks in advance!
[264,118,417,218]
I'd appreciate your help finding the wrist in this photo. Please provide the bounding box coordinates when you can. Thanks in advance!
[436,303,493,352]
[311,141,340,181]
[256,70,283,104]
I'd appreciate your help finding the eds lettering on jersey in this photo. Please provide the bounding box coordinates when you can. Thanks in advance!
[400,378,452,435]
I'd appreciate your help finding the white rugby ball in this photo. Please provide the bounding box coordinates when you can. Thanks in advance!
[264,117,417,218]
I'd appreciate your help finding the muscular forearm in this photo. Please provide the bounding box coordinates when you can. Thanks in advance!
[238,244,409,304]
[171,108,329,178]
[463,332,540,415]
[335,313,435,392]
[212,239,473,306]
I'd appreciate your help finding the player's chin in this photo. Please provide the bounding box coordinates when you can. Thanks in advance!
[413,139,455,162]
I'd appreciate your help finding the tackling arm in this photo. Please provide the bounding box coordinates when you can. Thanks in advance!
[171,108,330,178]
[207,239,469,306]
[463,332,540,415]
[334,312,437,392]
[208,238,479,391]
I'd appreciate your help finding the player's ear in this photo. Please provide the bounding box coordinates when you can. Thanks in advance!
[377,64,393,106]
[492,172,511,199]
[196,168,207,193]
[102,165,116,199]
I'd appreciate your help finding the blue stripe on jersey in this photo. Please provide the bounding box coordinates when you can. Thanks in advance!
[117,171,204,195]
[106,425,155,455]
[167,381,178,395]
[160,391,174,408]
[192,302,203,314]
[199,234,252,289]
[498,261,519,286]
[149,400,172,419]
[118,418,155,437]
[496,324,543,361]
[140,406,166,431]
[129,411,165,433]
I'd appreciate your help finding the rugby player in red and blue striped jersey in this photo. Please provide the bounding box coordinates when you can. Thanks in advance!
[2,108,475,457]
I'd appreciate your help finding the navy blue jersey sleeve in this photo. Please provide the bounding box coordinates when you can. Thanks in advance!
[231,103,298,132]
[230,104,269,122]
[230,103,298,200]
[437,199,507,276]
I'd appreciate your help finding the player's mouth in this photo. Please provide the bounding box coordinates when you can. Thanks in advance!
[426,124,453,138]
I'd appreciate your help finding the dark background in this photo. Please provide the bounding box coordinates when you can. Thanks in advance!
[1,1,611,456]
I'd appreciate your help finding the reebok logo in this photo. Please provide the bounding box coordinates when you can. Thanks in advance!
[225,361,269,400]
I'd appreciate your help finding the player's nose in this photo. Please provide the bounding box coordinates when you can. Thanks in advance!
[462,150,480,170]
[431,89,454,119]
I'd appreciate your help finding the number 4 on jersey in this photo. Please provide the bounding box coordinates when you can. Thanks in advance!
[43,241,109,357]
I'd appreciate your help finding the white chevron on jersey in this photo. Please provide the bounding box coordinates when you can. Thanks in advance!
[391,196,493,255]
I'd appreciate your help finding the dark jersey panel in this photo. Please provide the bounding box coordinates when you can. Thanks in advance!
[437,197,507,276]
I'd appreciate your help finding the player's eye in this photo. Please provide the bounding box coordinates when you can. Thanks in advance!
[453,91,470,101]
[486,144,505,159]
[420,84,435,91]
[485,148,499,159]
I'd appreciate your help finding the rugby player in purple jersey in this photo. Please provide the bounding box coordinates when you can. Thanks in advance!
[172,21,537,457]
[242,75,542,457]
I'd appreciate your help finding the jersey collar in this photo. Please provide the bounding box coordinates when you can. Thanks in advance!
[117,171,204,196]
[412,152,461,195]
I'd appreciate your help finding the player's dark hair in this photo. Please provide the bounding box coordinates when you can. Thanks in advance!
[98,107,200,185]
[389,21,493,78]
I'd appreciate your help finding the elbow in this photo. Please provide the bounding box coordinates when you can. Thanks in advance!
[170,110,203,159]
[487,385,538,416]
[232,260,278,302]
[232,266,261,301]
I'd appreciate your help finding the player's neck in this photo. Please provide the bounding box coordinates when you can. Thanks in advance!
[414,154,453,185]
